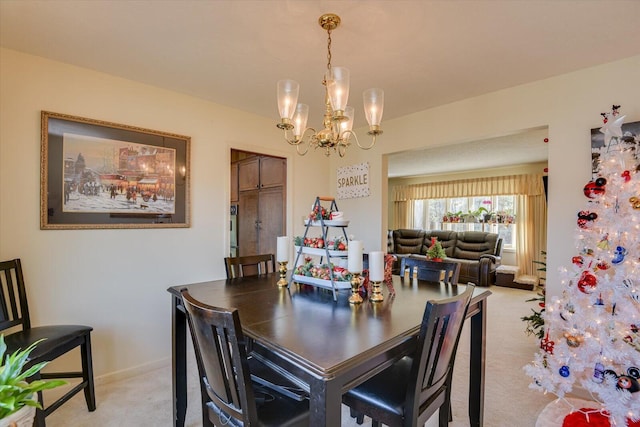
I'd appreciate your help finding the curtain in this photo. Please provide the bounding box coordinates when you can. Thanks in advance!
[392,174,544,200]
[516,194,547,277]
[392,201,410,229]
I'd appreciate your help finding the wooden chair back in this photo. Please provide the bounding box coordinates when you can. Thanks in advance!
[409,284,475,425]
[180,289,261,424]
[399,257,461,284]
[224,254,276,279]
[342,284,475,427]
[181,288,309,426]
[0,258,96,425]
[0,258,31,331]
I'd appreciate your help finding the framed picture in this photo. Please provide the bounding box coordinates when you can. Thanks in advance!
[41,111,190,229]
[591,119,640,178]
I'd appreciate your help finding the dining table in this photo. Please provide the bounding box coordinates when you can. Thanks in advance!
[168,273,491,427]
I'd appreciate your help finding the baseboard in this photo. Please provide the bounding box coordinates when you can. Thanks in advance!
[496,281,535,291]
[95,357,170,386]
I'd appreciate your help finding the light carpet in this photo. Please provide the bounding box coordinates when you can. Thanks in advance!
[44,285,556,426]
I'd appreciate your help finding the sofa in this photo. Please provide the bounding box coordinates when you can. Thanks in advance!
[387,229,503,286]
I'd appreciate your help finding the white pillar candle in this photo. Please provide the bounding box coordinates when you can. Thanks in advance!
[369,251,385,282]
[276,236,289,262]
[348,240,363,273]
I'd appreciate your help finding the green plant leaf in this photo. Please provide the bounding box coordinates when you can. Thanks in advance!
[0,335,66,419]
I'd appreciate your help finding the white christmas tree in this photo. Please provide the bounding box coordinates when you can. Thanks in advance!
[525,106,640,426]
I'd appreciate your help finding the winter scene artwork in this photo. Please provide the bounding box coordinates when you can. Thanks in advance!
[62,133,177,214]
[41,111,190,229]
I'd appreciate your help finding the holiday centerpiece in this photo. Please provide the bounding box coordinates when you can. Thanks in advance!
[426,237,446,262]
[293,257,352,290]
[525,106,640,426]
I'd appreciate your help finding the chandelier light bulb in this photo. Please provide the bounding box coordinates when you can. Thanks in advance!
[292,104,309,139]
[277,79,300,122]
[363,88,384,129]
[340,106,354,139]
[326,66,350,115]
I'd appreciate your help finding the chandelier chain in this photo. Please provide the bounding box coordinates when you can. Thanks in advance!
[326,28,332,71]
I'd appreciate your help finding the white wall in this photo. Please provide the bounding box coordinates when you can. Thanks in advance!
[331,55,640,299]
[0,48,330,381]
[2,47,639,380]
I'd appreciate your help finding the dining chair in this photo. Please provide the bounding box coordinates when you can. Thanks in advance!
[343,284,475,427]
[224,253,276,278]
[180,289,309,427]
[0,258,96,427]
[399,257,461,284]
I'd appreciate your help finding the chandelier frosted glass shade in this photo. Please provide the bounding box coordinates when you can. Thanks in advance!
[363,88,384,131]
[292,103,309,139]
[276,79,299,129]
[326,66,350,116]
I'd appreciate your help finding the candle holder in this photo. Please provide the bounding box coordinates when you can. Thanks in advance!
[369,280,384,302]
[277,261,288,287]
[349,273,363,304]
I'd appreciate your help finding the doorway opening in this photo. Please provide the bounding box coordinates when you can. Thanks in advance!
[230,150,287,259]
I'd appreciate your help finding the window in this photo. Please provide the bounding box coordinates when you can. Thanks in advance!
[412,195,517,249]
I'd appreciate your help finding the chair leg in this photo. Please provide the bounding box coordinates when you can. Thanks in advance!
[34,389,46,427]
[438,402,449,427]
[349,407,365,424]
[81,334,97,411]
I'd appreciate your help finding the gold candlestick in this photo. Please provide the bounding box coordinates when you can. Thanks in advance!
[369,280,384,302]
[349,272,363,304]
[277,261,288,287]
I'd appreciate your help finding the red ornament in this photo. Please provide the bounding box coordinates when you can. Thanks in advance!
[562,408,640,427]
[622,170,631,182]
[544,138,549,143]
[578,271,597,294]
[577,211,598,229]
[541,330,555,354]
[572,256,584,266]
[544,167,549,173]
[583,178,607,199]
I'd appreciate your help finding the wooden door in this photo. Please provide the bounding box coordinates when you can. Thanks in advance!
[259,156,286,189]
[238,190,259,256]
[238,157,260,191]
[258,187,285,255]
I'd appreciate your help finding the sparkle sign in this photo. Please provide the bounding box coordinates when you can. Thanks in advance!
[337,162,370,199]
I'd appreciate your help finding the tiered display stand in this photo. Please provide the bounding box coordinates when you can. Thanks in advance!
[291,196,350,301]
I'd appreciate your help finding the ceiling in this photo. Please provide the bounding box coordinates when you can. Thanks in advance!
[2,1,639,176]
[387,127,549,178]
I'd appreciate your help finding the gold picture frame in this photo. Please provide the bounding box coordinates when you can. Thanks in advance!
[41,111,190,229]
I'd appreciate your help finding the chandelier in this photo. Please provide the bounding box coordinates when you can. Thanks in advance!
[276,13,384,157]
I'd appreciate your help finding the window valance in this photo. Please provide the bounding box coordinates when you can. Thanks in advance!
[392,174,545,201]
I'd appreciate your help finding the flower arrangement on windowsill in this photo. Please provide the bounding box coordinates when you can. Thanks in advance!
[488,211,516,224]
[442,211,463,223]
[426,238,446,261]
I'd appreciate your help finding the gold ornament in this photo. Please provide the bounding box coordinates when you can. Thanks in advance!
[564,332,584,347]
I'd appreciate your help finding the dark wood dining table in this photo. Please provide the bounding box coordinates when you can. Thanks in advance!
[168,273,490,427]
